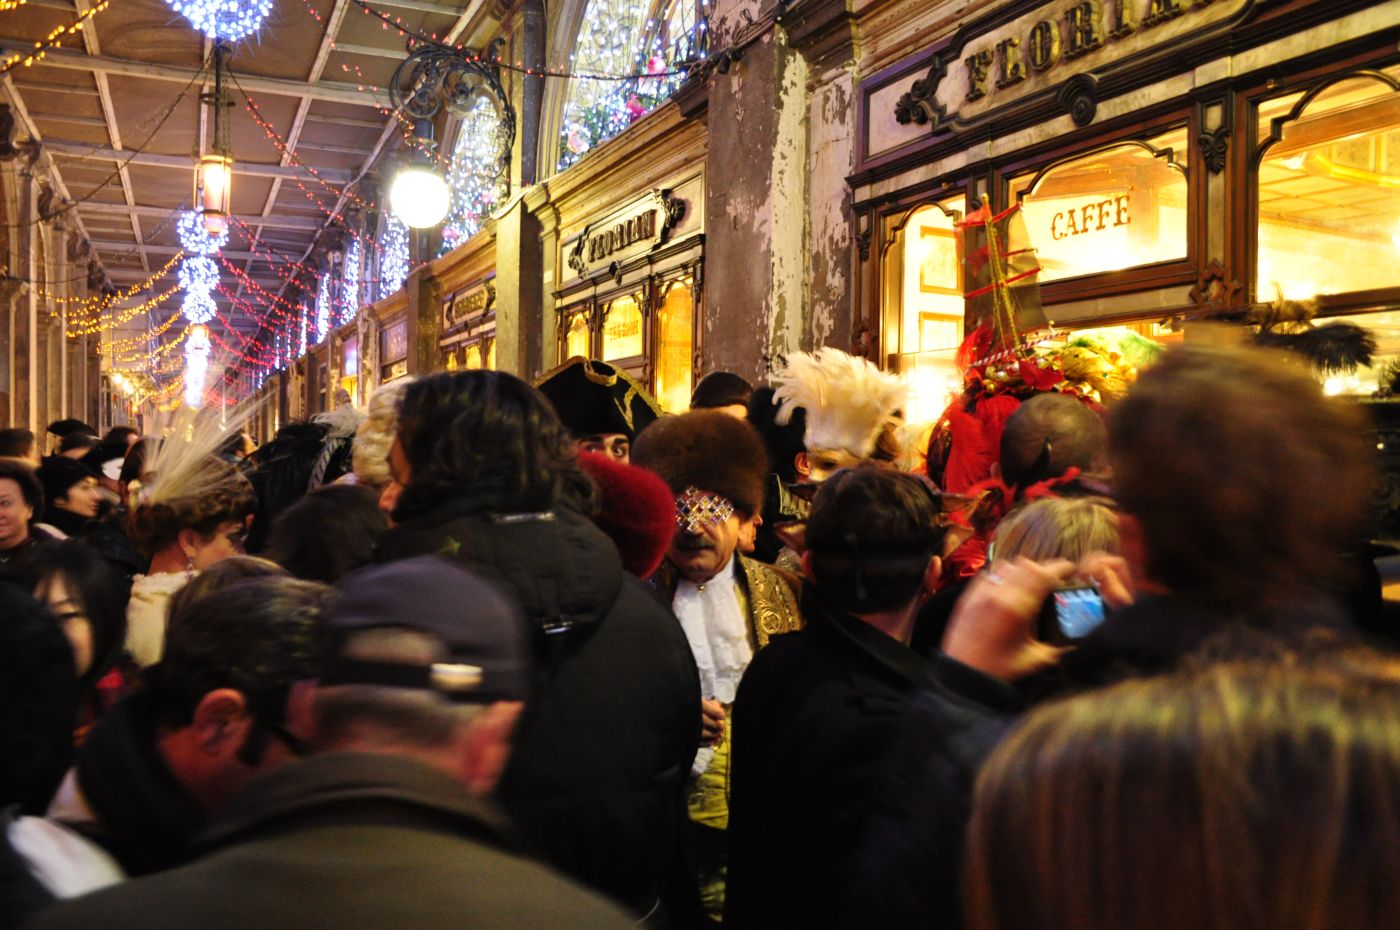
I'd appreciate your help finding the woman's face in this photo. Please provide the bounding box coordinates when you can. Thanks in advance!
[0,478,33,549]
[37,574,94,677]
[192,520,248,570]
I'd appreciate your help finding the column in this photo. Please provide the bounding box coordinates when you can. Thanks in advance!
[492,197,545,379]
[701,19,811,383]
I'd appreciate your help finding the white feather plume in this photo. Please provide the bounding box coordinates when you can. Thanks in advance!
[140,390,261,507]
[770,348,908,458]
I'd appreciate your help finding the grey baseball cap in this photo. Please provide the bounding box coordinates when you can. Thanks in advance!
[322,555,531,703]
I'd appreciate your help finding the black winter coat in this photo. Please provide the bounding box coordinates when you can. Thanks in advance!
[724,587,938,930]
[28,752,633,930]
[376,501,702,914]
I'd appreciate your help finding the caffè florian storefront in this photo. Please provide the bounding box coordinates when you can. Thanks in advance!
[850,0,1400,420]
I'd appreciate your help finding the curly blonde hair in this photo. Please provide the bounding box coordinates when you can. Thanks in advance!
[352,379,413,488]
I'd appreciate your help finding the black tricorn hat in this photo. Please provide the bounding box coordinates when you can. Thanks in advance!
[46,418,96,439]
[534,357,662,441]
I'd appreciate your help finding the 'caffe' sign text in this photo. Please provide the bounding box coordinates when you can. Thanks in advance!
[964,0,1218,103]
[1050,194,1130,240]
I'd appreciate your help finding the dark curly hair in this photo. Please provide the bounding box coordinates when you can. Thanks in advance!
[146,575,330,729]
[393,370,596,521]
[128,456,255,557]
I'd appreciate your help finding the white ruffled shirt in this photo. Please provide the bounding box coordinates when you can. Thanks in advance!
[672,557,752,776]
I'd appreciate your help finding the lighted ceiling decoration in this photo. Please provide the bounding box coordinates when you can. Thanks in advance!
[182,288,217,325]
[177,209,230,255]
[557,0,706,171]
[165,0,273,41]
[184,324,212,408]
[315,272,333,344]
[378,216,411,300]
[441,96,510,254]
[341,238,361,324]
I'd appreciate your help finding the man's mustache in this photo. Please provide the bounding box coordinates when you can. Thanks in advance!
[674,533,715,552]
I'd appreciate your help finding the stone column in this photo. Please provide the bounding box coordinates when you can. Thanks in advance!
[786,0,860,354]
[404,267,441,375]
[493,196,545,379]
[14,157,38,431]
[701,21,812,384]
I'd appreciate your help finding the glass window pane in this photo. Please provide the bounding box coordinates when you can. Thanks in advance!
[557,0,703,171]
[655,278,694,413]
[1256,67,1400,301]
[1009,127,1189,282]
[442,97,510,255]
[602,295,645,361]
[897,197,966,423]
[464,344,483,370]
[566,313,591,359]
[485,339,497,370]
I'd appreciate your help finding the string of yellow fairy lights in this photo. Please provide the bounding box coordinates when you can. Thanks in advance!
[103,305,184,353]
[48,254,182,314]
[0,0,110,76]
[66,283,181,336]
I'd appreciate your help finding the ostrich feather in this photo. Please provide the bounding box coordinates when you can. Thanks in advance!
[771,348,908,458]
[141,380,262,507]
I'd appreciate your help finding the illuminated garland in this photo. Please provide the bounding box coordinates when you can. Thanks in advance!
[182,288,217,324]
[166,0,271,41]
[66,283,182,336]
[314,272,332,344]
[177,209,229,254]
[0,0,111,76]
[46,254,181,313]
[378,216,410,300]
[341,237,361,324]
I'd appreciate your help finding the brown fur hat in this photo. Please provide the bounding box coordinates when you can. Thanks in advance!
[631,410,768,517]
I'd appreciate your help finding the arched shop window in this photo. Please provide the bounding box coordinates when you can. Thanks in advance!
[880,196,967,423]
[441,96,511,254]
[601,293,645,362]
[1255,66,1400,303]
[654,277,694,413]
[565,311,591,358]
[557,0,707,171]
[1008,126,1190,283]
[1253,64,1400,397]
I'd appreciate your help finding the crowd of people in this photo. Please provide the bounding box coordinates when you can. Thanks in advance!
[0,339,1397,929]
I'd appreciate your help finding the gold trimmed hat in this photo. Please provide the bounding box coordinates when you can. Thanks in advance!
[534,357,662,440]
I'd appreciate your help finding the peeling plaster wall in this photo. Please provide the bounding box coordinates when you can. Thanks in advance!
[767,31,811,371]
[702,28,813,384]
[805,61,858,354]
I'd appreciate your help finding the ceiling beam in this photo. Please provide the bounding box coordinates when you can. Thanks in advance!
[0,45,391,108]
[78,200,325,231]
[74,0,150,275]
[10,80,99,96]
[267,0,484,344]
[372,0,468,14]
[86,239,266,262]
[29,111,107,127]
[44,139,355,183]
[303,113,386,129]
[242,0,353,305]
[331,42,408,59]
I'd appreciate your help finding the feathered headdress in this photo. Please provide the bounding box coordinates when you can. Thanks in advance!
[139,398,259,508]
[771,348,907,458]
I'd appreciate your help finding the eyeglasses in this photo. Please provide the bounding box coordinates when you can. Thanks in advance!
[236,716,312,767]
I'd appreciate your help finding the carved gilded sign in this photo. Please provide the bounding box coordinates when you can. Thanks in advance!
[567,189,687,281]
[442,278,496,333]
[890,0,1247,135]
